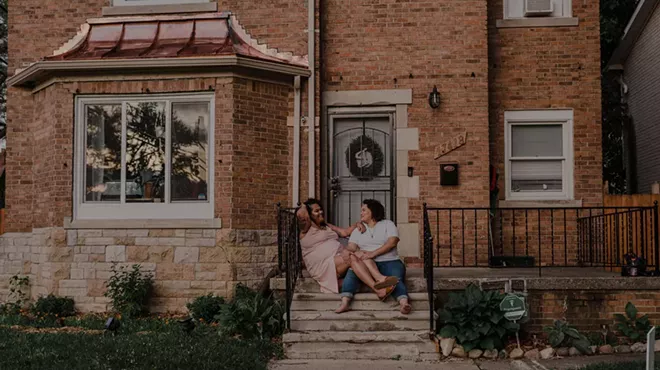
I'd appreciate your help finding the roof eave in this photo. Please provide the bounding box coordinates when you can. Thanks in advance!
[7,56,310,90]
[605,0,660,71]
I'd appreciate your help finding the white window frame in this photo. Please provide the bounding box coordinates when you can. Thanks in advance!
[504,109,574,201]
[74,93,215,220]
[112,0,211,6]
[503,0,572,19]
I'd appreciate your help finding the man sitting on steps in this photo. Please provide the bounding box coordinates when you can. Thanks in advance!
[337,198,412,315]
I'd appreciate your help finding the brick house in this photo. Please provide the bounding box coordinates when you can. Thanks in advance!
[0,0,602,313]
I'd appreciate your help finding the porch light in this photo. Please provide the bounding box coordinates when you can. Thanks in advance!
[428,86,441,109]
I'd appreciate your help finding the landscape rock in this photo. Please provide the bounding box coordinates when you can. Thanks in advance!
[468,349,483,359]
[440,338,456,357]
[599,345,614,354]
[631,342,646,353]
[483,349,498,359]
[569,347,581,356]
[499,350,507,359]
[524,349,540,360]
[615,345,632,354]
[509,348,524,359]
[556,347,570,357]
[590,346,598,355]
[540,347,555,359]
[451,346,467,358]
[655,340,660,352]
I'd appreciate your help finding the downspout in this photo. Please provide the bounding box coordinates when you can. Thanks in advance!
[293,76,301,207]
[307,0,316,198]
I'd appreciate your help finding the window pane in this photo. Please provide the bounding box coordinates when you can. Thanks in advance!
[511,160,562,192]
[85,104,122,202]
[171,102,210,202]
[126,102,166,203]
[511,125,562,157]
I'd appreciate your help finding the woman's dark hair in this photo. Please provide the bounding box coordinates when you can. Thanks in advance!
[303,198,326,227]
[362,199,385,222]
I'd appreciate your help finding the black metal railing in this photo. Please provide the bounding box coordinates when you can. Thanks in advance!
[422,204,660,273]
[277,203,302,330]
[423,204,434,337]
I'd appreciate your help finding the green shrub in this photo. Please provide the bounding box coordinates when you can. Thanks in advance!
[615,302,651,342]
[187,294,225,323]
[31,294,75,318]
[543,320,591,354]
[437,284,519,352]
[0,275,30,315]
[104,264,154,318]
[216,284,284,340]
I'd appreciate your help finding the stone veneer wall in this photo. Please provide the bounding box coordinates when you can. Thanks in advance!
[0,228,277,313]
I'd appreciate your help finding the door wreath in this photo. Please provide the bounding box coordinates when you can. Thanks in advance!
[344,135,385,180]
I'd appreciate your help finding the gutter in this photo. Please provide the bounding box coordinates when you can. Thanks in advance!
[293,76,302,207]
[308,0,316,199]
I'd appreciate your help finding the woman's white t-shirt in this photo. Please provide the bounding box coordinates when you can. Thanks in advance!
[348,220,400,262]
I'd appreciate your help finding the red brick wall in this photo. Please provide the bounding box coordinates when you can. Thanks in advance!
[231,78,292,229]
[322,0,491,221]
[488,1,603,206]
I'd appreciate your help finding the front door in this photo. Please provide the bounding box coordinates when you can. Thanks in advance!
[328,114,395,227]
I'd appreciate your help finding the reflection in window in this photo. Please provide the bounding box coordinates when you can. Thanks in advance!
[171,102,209,202]
[85,104,122,202]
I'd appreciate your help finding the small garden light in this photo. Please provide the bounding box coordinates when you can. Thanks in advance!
[178,317,195,334]
[104,317,121,332]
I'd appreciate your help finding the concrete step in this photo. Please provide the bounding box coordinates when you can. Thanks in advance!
[290,295,430,312]
[272,277,428,293]
[290,311,429,332]
[290,310,429,321]
[283,331,438,361]
[292,292,429,301]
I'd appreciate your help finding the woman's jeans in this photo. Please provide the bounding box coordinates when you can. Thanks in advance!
[340,259,408,302]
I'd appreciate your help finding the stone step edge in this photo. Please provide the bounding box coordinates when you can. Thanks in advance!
[292,292,429,301]
[283,330,435,343]
[290,310,429,321]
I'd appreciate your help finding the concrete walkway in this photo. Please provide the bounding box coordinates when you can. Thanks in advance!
[270,353,655,370]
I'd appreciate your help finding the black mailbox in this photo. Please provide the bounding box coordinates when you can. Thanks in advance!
[440,163,459,186]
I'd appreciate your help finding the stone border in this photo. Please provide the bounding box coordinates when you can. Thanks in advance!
[434,277,660,291]
[63,218,223,230]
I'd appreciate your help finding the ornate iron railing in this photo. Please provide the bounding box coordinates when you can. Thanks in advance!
[277,203,302,330]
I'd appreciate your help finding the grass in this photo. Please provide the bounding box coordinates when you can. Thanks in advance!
[0,314,282,370]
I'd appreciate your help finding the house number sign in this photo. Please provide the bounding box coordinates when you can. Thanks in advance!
[434,131,468,160]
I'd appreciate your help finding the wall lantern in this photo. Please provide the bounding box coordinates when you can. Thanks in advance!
[428,86,441,109]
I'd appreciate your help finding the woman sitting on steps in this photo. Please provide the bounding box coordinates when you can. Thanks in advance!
[296,198,399,311]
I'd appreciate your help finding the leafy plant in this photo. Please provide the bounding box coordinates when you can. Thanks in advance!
[437,284,519,352]
[216,284,284,340]
[31,294,75,318]
[0,275,30,315]
[615,302,651,342]
[104,264,154,318]
[187,294,225,323]
[543,320,591,354]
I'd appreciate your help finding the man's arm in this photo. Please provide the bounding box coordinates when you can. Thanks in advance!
[296,207,312,234]
[362,236,399,260]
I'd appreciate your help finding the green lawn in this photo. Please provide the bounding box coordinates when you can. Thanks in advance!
[0,315,281,370]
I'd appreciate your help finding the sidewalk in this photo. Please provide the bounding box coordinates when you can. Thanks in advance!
[270,353,656,370]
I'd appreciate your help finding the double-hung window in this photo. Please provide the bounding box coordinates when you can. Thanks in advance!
[74,93,214,220]
[505,110,574,201]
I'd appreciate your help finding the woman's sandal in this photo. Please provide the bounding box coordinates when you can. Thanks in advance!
[374,276,399,290]
[379,285,396,302]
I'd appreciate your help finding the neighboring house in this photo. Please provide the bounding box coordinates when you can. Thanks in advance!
[607,0,660,194]
[0,0,601,311]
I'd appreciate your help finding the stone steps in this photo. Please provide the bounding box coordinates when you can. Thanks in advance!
[290,309,430,331]
[283,331,438,361]
[272,277,428,293]
[290,292,430,311]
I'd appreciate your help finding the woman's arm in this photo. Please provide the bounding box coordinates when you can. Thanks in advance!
[361,237,400,260]
[327,222,365,238]
[296,207,312,235]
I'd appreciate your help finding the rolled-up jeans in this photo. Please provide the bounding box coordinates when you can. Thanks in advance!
[340,259,408,302]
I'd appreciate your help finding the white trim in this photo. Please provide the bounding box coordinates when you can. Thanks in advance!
[323,89,413,107]
[74,92,215,220]
[504,109,574,201]
[113,0,210,5]
[307,0,315,198]
[503,0,572,20]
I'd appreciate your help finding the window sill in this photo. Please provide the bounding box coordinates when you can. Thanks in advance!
[102,2,217,16]
[499,199,583,208]
[64,218,222,230]
[496,17,579,28]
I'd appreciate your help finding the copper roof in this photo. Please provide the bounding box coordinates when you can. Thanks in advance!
[45,14,307,67]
